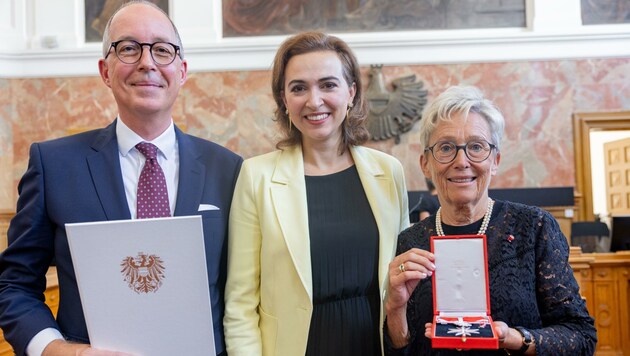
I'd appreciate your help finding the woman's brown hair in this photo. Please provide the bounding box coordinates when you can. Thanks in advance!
[271,31,369,153]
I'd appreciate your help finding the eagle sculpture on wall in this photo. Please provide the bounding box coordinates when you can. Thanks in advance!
[366,65,428,144]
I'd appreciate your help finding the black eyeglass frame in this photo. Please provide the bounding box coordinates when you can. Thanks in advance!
[424,140,497,164]
[105,40,181,66]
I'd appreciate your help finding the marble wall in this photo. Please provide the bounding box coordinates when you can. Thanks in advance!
[1,57,629,210]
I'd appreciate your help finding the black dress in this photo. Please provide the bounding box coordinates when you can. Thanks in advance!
[305,165,381,356]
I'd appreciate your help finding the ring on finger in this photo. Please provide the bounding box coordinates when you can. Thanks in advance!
[399,263,406,273]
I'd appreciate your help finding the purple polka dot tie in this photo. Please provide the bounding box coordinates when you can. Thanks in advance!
[136,142,171,219]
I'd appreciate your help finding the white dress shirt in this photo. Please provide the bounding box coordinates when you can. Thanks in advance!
[116,118,179,218]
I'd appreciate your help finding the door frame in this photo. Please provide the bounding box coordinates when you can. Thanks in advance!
[573,111,630,221]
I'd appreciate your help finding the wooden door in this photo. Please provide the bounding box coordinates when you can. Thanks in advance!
[605,138,630,215]
[573,112,630,221]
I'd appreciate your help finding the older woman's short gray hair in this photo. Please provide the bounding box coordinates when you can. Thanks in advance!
[418,85,505,150]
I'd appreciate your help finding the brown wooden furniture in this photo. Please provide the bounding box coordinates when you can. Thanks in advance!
[0,267,59,356]
[0,210,12,252]
[570,248,630,356]
[573,111,630,222]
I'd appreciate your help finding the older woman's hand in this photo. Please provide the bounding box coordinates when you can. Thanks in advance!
[424,322,433,339]
[385,248,435,348]
[425,320,514,352]
[387,248,435,311]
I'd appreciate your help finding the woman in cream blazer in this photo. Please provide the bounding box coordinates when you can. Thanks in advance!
[224,32,409,356]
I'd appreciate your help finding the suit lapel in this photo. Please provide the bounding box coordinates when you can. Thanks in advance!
[87,121,131,221]
[270,146,313,300]
[269,146,398,302]
[173,127,204,216]
[350,146,395,293]
[86,123,205,220]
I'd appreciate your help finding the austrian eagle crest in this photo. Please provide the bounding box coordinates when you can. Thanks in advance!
[366,65,428,144]
[121,252,165,294]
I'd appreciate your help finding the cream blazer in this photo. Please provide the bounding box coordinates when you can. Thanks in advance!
[224,145,409,356]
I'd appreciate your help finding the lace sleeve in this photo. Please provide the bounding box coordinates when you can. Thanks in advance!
[529,211,597,355]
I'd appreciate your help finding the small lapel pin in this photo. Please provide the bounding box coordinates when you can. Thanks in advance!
[507,235,515,242]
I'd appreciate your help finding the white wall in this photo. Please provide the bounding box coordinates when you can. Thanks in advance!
[0,0,629,77]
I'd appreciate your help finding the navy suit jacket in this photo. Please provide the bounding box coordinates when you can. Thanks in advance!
[0,121,242,355]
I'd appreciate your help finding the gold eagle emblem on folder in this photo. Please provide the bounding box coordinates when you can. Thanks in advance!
[121,252,166,294]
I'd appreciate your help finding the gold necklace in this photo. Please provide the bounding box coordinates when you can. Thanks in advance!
[435,199,494,236]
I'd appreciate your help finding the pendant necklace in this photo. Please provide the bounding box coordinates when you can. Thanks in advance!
[435,199,494,236]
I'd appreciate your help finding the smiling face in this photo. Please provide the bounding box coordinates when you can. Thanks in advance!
[420,111,501,212]
[98,3,187,127]
[281,50,356,149]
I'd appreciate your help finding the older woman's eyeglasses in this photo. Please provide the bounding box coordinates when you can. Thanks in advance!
[105,40,181,66]
[425,140,497,164]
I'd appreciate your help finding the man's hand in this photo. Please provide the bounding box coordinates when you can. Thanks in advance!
[42,339,133,356]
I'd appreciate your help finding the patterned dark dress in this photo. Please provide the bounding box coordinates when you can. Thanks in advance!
[305,165,381,356]
[384,200,597,355]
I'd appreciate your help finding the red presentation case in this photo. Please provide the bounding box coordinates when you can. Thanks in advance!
[430,234,498,350]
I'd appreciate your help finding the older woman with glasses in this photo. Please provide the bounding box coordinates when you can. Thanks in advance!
[383,86,596,355]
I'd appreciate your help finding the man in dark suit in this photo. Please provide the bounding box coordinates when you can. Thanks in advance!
[0,2,241,355]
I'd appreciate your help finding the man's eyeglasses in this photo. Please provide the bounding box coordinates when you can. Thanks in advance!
[105,40,181,66]
[424,140,497,164]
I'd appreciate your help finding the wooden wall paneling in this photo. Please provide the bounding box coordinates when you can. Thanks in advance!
[0,212,10,355]
[616,256,630,356]
[576,251,630,356]
[592,265,621,354]
[0,210,12,251]
[0,337,11,356]
[573,111,630,221]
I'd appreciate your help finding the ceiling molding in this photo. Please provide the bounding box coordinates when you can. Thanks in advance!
[1,28,630,78]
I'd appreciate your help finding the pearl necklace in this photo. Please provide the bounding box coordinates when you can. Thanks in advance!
[435,199,494,236]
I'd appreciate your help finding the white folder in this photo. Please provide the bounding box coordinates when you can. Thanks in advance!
[66,216,216,356]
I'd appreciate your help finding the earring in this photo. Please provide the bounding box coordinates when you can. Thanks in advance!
[285,108,292,131]
[346,103,353,120]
